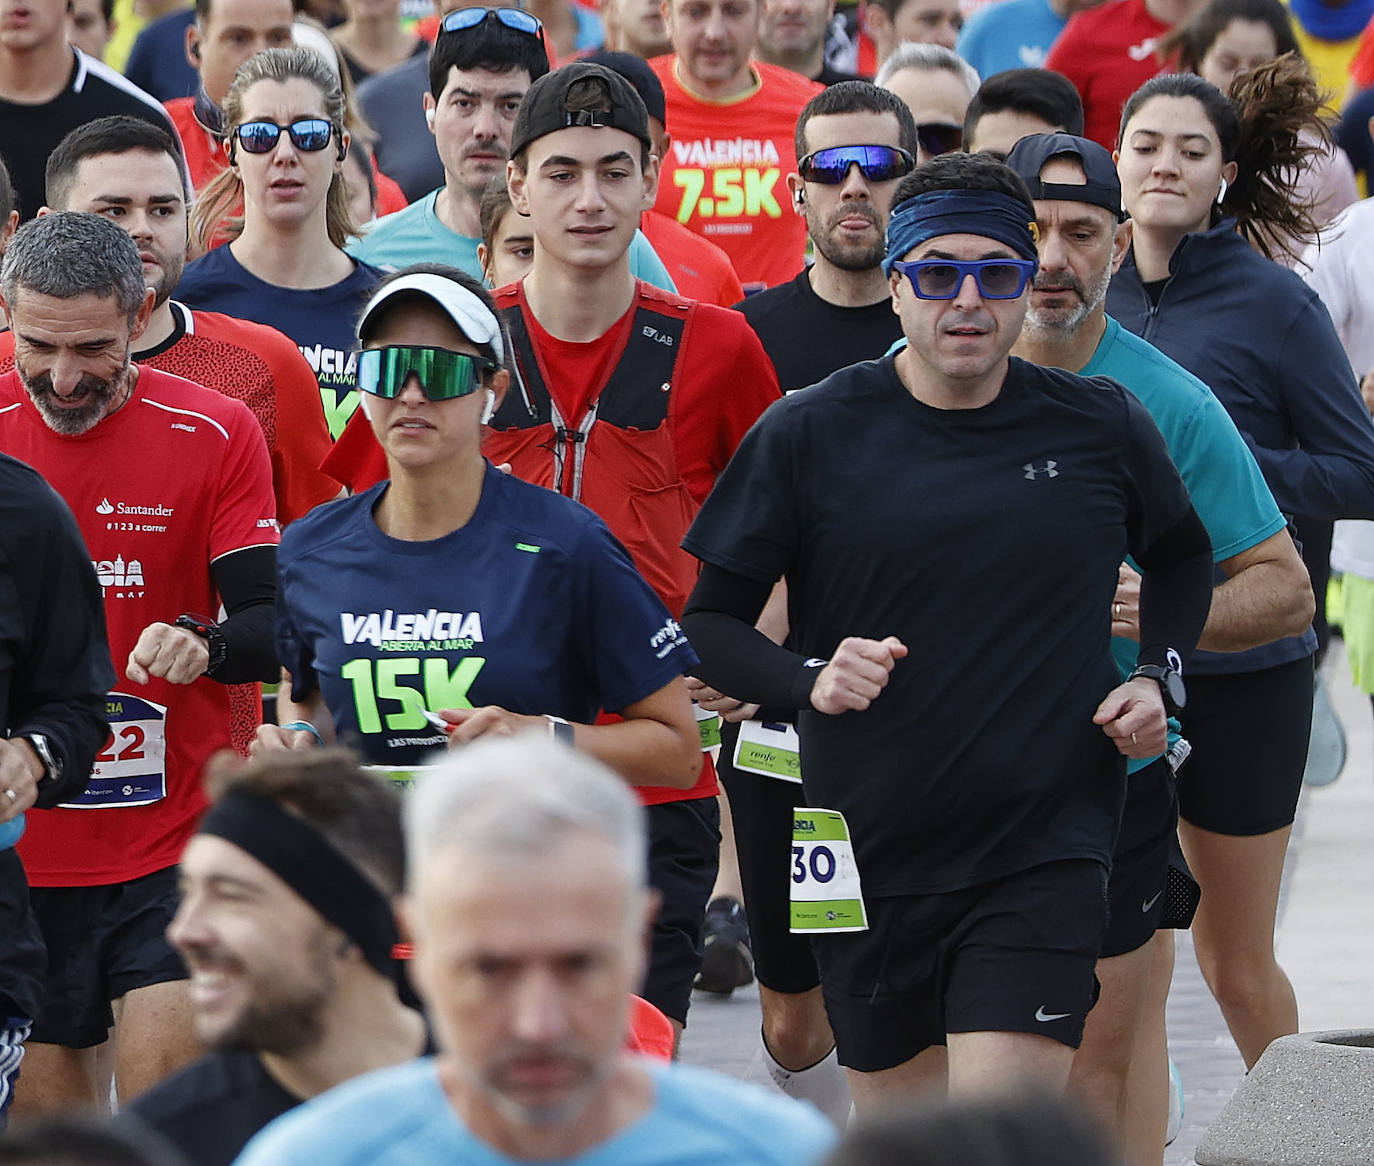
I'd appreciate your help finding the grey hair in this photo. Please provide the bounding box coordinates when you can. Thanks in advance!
[1,212,147,325]
[404,733,647,892]
[875,42,981,99]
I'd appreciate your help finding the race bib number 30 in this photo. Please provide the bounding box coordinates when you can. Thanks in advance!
[789,808,868,933]
[62,692,168,809]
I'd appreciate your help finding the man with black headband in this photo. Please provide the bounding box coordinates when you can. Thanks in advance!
[234,734,835,1166]
[126,749,426,1166]
[681,151,1215,1106]
[1005,132,1312,1160]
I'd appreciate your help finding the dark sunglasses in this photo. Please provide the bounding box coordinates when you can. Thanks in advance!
[916,123,963,157]
[439,6,545,43]
[235,118,335,154]
[797,144,916,185]
[890,258,1037,300]
[357,345,500,402]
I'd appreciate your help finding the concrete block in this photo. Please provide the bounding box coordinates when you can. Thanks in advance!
[1195,1030,1374,1165]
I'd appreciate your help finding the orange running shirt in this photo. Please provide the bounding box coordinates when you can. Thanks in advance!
[642,209,745,308]
[649,56,822,292]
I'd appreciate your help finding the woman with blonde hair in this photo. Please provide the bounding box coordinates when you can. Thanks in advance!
[178,46,384,439]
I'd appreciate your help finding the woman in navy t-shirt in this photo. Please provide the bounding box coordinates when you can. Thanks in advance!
[177,46,383,440]
[256,264,702,790]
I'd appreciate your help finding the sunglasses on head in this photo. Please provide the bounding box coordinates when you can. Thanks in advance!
[891,258,1037,300]
[234,118,336,154]
[357,345,500,402]
[916,123,963,157]
[797,144,916,185]
[439,6,545,42]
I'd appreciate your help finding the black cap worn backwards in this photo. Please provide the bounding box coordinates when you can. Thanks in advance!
[509,61,653,160]
[579,50,667,126]
[1004,132,1125,221]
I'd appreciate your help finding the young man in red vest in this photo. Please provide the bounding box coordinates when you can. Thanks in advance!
[323,61,779,1041]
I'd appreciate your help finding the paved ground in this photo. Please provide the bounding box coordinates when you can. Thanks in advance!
[679,642,1374,1164]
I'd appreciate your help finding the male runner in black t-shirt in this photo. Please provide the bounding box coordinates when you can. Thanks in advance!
[682,152,1214,1109]
[126,750,427,1166]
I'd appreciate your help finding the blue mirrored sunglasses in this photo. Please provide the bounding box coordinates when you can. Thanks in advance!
[235,118,335,154]
[439,6,545,43]
[891,258,1037,300]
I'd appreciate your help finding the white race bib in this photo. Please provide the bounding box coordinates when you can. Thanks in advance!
[693,702,721,752]
[733,719,801,783]
[62,692,168,809]
[789,807,868,933]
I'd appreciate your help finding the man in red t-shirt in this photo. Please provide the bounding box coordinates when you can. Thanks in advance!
[0,212,279,1116]
[650,0,822,291]
[1045,0,1200,148]
[323,63,780,1039]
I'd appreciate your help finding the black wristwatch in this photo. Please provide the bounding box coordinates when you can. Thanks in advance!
[175,613,229,677]
[1128,662,1186,715]
[20,732,62,798]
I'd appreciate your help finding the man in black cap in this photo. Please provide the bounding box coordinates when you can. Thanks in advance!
[1005,131,1312,1161]
[486,61,780,1046]
[125,749,427,1166]
[681,150,1215,1108]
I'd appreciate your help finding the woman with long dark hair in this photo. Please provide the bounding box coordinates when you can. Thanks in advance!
[1108,59,1374,1068]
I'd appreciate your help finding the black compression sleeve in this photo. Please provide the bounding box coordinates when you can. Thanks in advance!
[1134,504,1213,671]
[682,563,822,712]
[207,545,278,684]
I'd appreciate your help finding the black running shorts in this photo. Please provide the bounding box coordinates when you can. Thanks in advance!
[29,866,187,1049]
[1176,657,1314,836]
[813,859,1108,1072]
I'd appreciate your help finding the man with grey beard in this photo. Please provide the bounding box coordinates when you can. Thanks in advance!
[233,735,835,1166]
[0,211,280,1119]
[1006,132,1313,1164]
[125,749,427,1166]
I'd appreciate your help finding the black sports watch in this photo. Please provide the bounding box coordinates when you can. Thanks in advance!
[20,732,62,798]
[175,613,229,677]
[1128,662,1186,715]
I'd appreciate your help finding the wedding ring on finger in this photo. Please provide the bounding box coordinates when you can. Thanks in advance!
[1131,732,1138,746]
[1114,602,1122,619]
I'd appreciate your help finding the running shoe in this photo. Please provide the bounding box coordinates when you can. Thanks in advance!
[695,896,754,996]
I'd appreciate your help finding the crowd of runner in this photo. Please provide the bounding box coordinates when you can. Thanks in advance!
[2,0,1374,1160]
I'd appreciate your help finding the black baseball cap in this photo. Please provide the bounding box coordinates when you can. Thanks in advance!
[579,50,666,127]
[509,61,653,160]
[1004,132,1124,221]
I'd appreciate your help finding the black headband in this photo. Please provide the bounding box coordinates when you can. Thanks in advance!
[198,791,400,979]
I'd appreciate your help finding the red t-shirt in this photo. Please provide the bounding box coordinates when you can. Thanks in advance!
[650,57,822,292]
[0,367,278,887]
[1045,0,1171,149]
[641,209,746,309]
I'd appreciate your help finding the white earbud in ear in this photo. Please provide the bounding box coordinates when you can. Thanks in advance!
[359,393,374,421]
[480,387,496,425]
[1217,177,1229,204]
[425,107,436,128]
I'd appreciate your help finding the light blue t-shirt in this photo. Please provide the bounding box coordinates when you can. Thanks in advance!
[956,0,1066,76]
[233,1057,836,1166]
[348,190,677,293]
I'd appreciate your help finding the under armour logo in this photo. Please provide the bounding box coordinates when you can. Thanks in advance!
[1024,460,1059,479]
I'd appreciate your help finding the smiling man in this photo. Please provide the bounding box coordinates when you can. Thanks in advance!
[126,749,426,1166]
[234,735,835,1166]
[681,151,1215,1110]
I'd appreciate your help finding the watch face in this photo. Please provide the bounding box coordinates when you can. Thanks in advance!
[1164,670,1186,711]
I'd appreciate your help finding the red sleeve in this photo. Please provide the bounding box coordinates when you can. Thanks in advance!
[1352,15,1374,89]
[258,329,339,523]
[321,406,389,493]
[669,307,781,505]
[211,399,280,561]
[373,166,409,218]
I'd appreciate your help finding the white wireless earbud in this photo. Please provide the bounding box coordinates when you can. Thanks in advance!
[359,393,374,421]
[425,107,436,129]
[1217,177,1229,204]
[481,387,496,425]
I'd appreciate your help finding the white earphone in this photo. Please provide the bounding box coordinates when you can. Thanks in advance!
[359,393,374,421]
[1217,177,1229,204]
[425,107,436,129]
[480,387,496,425]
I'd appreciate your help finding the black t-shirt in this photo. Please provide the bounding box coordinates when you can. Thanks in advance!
[683,355,1193,896]
[0,50,180,219]
[734,270,903,393]
[125,1050,300,1166]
